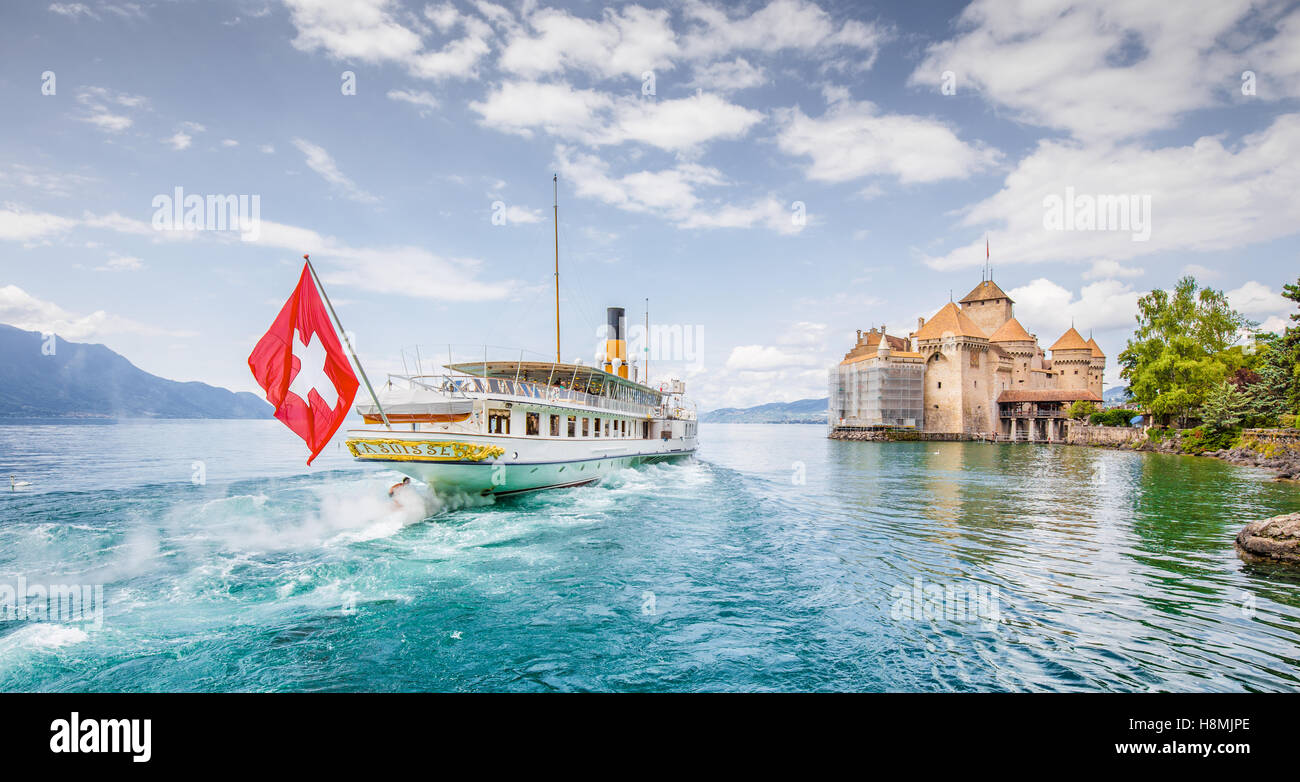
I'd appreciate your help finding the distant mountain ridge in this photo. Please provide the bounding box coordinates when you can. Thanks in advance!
[0,323,272,419]
[701,397,828,424]
[1103,385,1131,405]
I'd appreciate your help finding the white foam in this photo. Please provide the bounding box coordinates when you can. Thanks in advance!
[0,624,89,654]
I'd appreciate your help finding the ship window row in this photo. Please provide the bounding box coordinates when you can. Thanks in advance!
[486,407,648,439]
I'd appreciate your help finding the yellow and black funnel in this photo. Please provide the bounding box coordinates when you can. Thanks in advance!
[604,307,628,378]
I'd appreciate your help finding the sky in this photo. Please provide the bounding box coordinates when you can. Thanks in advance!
[1,0,1298,410]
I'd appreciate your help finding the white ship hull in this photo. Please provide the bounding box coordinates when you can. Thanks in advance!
[345,429,697,495]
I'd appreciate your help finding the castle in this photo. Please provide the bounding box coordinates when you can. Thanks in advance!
[828,277,1105,441]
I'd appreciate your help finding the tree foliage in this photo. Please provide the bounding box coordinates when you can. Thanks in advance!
[1089,408,1140,426]
[1119,276,1252,425]
[1067,400,1098,419]
[1199,380,1247,431]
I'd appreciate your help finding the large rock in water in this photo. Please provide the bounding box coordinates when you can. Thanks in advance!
[1235,513,1300,566]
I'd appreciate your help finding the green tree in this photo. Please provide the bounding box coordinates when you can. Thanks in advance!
[1199,380,1247,431]
[1119,276,1252,426]
[1242,338,1292,426]
[1278,275,1300,414]
[1067,400,1098,419]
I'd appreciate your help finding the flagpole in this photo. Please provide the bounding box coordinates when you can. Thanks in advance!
[553,173,561,364]
[302,254,391,430]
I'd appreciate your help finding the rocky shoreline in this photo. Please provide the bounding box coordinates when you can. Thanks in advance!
[1120,431,1300,481]
[1202,446,1300,481]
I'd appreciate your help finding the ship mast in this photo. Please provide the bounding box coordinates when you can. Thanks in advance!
[553,173,561,364]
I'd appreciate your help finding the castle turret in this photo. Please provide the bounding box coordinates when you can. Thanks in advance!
[1049,327,1093,391]
[959,278,1013,338]
[1086,337,1106,398]
[989,317,1038,390]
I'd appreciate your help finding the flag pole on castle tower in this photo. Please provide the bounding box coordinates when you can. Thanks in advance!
[302,253,390,429]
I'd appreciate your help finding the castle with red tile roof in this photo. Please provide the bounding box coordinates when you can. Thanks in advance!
[830,276,1105,439]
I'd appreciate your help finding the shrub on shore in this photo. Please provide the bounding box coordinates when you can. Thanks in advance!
[1089,408,1139,427]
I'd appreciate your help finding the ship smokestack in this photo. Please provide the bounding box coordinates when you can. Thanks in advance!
[605,307,628,378]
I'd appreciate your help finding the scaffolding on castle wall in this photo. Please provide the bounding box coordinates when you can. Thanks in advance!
[828,361,924,430]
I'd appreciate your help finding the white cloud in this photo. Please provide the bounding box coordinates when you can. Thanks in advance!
[283,0,492,81]
[1181,263,1221,279]
[924,114,1300,271]
[1083,259,1142,280]
[677,197,805,235]
[1008,277,1144,337]
[74,86,145,133]
[471,80,612,143]
[387,88,440,116]
[489,0,884,84]
[1242,9,1300,100]
[725,344,821,371]
[249,220,526,302]
[48,3,97,20]
[613,92,763,152]
[165,131,192,150]
[776,99,1000,184]
[0,205,78,241]
[220,138,239,147]
[291,138,378,203]
[0,284,189,340]
[691,322,834,407]
[94,253,143,272]
[681,0,887,64]
[555,145,799,234]
[472,81,762,152]
[497,204,542,224]
[1258,315,1289,334]
[688,57,767,92]
[259,144,275,154]
[1227,280,1291,317]
[909,0,1277,141]
[0,165,97,198]
[498,5,679,79]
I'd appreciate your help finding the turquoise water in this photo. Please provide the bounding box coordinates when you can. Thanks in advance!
[1,420,1298,692]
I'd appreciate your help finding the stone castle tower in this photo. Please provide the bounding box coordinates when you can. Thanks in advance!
[1049,327,1095,393]
[958,279,1014,337]
[912,301,999,434]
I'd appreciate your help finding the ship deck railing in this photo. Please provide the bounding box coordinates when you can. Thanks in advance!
[383,373,669,418]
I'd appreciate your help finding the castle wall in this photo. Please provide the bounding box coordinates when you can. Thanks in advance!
[1054,349,1093,391]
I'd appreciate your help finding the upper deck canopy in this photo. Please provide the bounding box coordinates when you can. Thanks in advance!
[445,361,662,399]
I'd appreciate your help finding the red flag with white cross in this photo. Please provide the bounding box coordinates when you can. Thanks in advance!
[248,261,359,464]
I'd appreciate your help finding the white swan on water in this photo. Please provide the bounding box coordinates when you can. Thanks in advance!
[10,475,32,491]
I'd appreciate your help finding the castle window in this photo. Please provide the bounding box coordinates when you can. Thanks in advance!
[937,381,942,389]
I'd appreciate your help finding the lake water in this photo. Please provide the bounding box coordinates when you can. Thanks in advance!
[1,420,1298,692]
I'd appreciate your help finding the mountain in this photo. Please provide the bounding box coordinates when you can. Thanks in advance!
[701,397,828,424]
[1103,385,1132,405]
[0,324,272,419]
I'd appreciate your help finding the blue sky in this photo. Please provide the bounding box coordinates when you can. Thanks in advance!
[1,0,1298,409]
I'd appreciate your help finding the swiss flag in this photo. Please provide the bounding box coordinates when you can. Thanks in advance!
[248,261,359,464]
